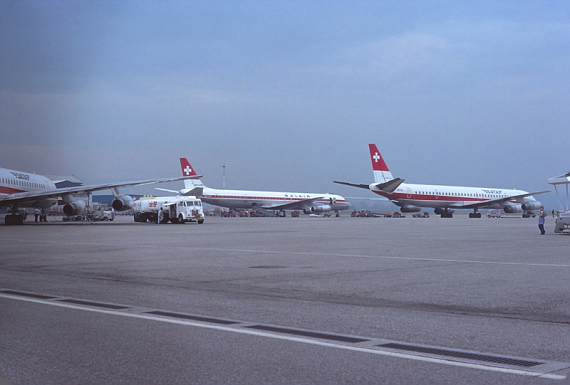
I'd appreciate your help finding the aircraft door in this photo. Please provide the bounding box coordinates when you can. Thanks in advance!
[407,188,412,198]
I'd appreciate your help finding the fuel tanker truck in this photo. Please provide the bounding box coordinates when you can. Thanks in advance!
[133,196,204,224]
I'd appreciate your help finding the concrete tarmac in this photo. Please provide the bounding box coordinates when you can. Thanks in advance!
[0,214,569,384]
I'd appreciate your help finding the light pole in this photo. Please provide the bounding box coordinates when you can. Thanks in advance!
[221,164,226,188]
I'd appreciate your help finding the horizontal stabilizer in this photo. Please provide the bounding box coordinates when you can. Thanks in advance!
[333,181,370,190]
[180,187,204,197]
[372,178,404,193]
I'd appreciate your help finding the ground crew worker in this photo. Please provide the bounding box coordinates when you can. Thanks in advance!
[538,206,546,235]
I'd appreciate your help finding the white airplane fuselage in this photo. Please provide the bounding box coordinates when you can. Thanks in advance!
[0,167,58,209]
[372,182,538,212]
[199,186,350,212]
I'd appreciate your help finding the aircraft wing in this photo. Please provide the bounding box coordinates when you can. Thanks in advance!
[155,188,179,194]
[260,197,325,211]
[452,190,550,209]
[0,175,202,205]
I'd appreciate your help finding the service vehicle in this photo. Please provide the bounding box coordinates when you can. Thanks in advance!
[92,205,114,221]
[133,196,204,224]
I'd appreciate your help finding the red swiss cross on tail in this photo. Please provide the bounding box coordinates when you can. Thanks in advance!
[180,158,197,177]
[179,158,205,192]
[368,144,394,183]
[369,144,390,172]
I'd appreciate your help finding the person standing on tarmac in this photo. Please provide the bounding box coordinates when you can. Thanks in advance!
[34,207,40,222]
[158,207,164,224]
[538,206,546,235]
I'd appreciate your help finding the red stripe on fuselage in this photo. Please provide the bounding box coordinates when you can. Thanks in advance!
[202,194,347,203]
[372,190,517,205]
[0,186,26,195]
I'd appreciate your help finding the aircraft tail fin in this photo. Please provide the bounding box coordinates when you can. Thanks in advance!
[369,144,394,183]
[180,158,205,190]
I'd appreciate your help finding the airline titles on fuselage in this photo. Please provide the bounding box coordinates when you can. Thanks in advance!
[1,173,50,191]
[10,172,30,180]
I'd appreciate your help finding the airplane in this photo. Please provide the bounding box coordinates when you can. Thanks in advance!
[334,144,549,218]
[172,158,351,216]
[0,165,201,225]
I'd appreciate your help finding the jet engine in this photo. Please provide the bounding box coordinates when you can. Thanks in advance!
[63,199,86,216]
[311,205,332,213]
[521,201,541,211]
[434,208,455,215]
[112,195,134,211]
[400,205,421,213]
[503,205,522,214]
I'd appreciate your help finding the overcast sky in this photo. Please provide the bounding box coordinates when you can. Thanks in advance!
[1,1,568,207]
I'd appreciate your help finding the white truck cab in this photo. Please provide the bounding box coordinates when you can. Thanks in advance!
[163,197,204,224]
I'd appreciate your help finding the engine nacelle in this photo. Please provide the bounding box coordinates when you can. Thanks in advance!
[503,205,522,214]
[63,200,86,216]
[112,195,134,211]
[434,208,455,215]
[400,205,421,213]
[311,205,332,213]
[521,201,541,211]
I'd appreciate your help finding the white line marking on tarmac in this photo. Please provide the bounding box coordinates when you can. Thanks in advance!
[1,292,566,380]
[194,247,570,268]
